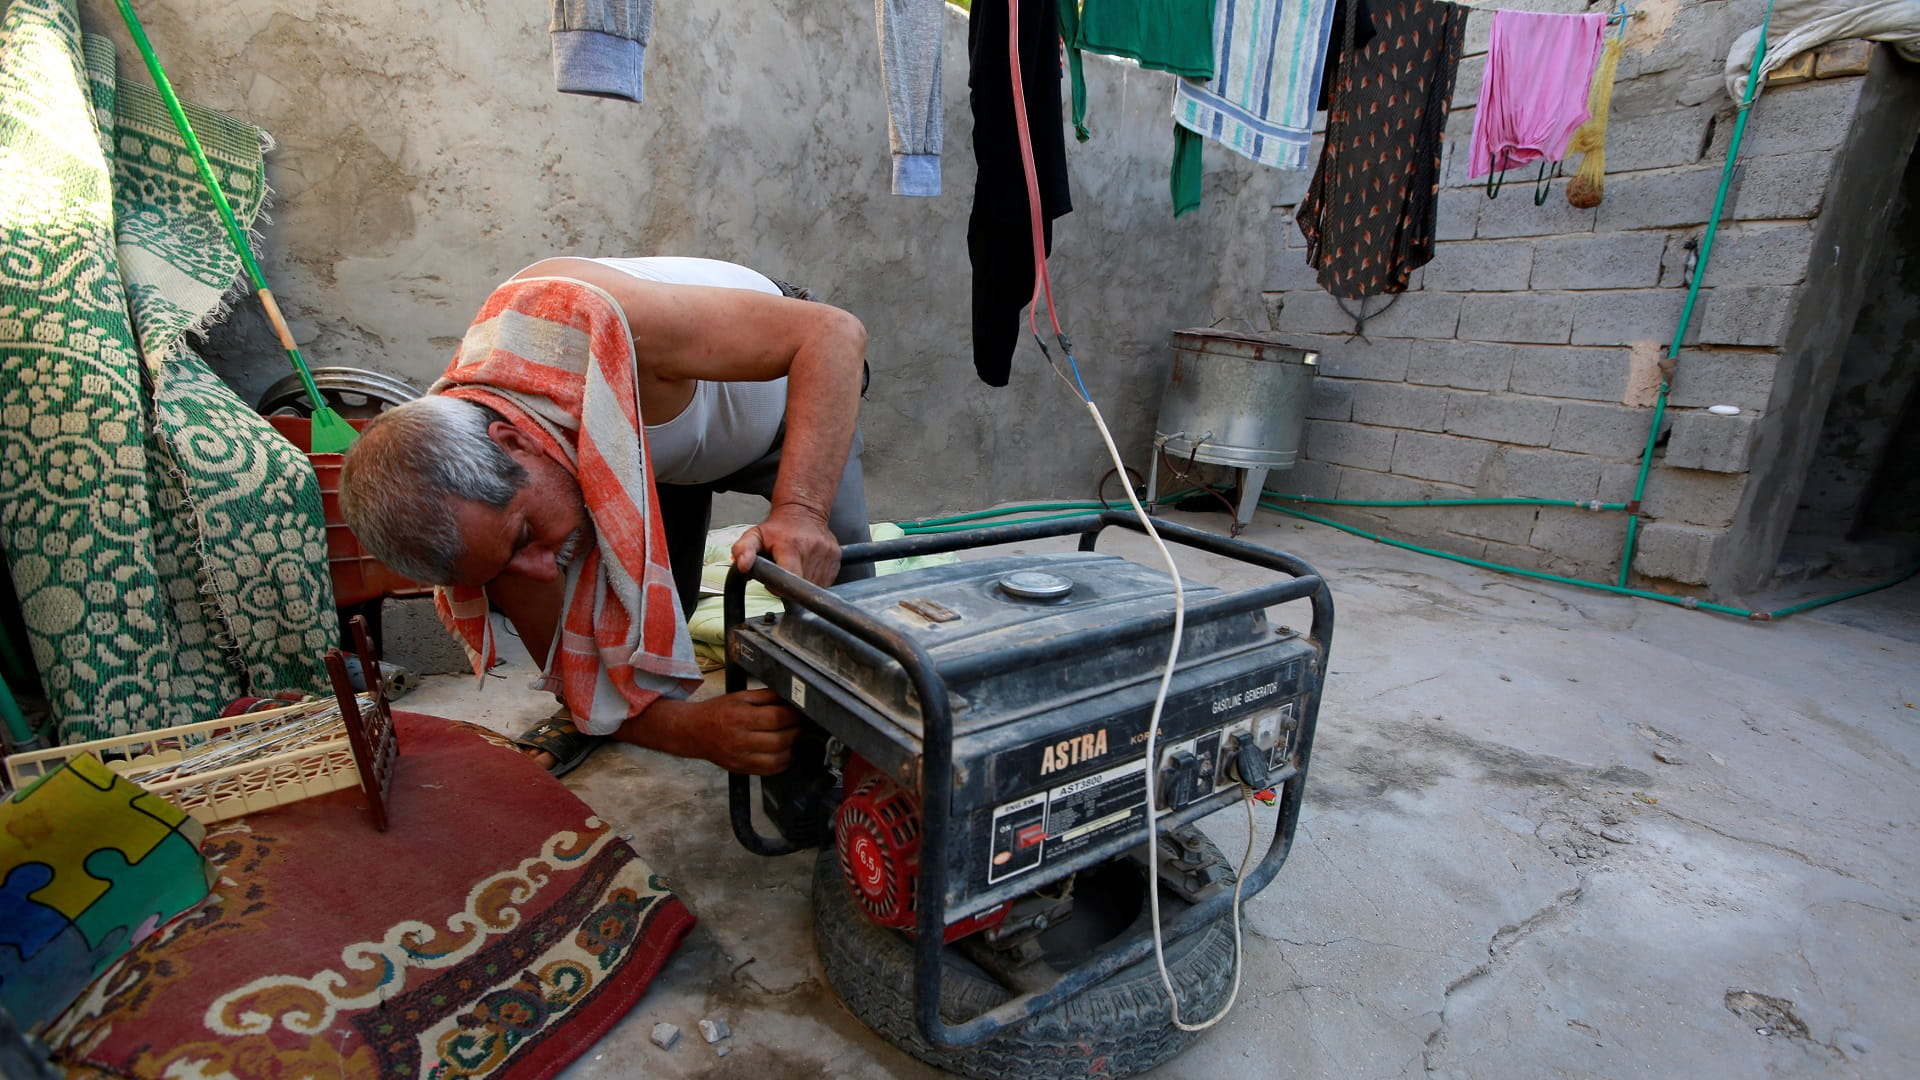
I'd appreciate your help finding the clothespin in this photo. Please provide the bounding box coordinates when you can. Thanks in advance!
[1608,2,1639,38]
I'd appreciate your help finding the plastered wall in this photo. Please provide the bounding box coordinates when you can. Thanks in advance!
[74,0,1274,522]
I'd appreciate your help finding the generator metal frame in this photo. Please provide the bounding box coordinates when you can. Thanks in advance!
[723,511,1334,1050]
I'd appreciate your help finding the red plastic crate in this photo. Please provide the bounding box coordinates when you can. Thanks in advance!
[267,416,433,607]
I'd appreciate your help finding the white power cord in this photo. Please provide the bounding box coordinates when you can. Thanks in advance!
[997,0,1258,1027]
[1084,399,1258,1031]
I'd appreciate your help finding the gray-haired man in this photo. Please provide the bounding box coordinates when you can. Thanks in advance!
[341,256,871,775]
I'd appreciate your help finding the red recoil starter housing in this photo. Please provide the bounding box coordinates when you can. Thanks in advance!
[833,754,1008,944]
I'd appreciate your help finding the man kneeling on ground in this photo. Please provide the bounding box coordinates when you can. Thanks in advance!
[340,256,872,776]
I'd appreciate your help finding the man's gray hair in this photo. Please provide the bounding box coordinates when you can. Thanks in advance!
[340,396,526,584]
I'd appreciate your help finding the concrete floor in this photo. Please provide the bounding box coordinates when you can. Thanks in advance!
[400,510,1920,1079]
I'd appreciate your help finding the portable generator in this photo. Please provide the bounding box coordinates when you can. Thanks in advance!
[724,512,1331,1077]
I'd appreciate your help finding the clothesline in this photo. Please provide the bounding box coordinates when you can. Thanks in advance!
[957,0,1686,379]
[1292,0,1631,300]
[986,0,1659,365]
[1438,0,1645,21]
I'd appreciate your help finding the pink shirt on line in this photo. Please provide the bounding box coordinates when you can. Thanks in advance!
[1468,11,1608,179]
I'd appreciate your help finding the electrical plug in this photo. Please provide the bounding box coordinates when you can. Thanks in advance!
[1231,737,1272,791]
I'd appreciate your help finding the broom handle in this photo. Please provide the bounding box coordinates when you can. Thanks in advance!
[111,0,326,413]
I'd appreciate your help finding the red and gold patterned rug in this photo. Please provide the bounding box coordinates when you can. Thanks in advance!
[43,712,694,1079]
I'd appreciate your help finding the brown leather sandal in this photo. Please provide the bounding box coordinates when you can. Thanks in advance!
[511,710,606,778]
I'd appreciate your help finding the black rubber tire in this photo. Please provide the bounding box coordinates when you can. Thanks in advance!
[811,847,1238,1080]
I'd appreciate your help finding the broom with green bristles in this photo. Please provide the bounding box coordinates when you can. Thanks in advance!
[111,0,357,453]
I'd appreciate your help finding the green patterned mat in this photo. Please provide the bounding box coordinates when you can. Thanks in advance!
[0,0,333,743]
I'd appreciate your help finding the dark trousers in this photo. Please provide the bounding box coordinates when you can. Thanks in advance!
[657,428,874,619]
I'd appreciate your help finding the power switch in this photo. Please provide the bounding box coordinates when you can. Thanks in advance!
[1158,750,1213,809]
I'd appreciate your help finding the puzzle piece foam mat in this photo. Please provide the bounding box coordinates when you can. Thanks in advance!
[1,754,213,1032]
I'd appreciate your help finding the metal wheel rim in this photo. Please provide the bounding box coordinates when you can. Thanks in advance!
[256,366,422,417]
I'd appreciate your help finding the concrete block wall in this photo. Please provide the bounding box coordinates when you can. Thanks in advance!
[1261,0,1883,590]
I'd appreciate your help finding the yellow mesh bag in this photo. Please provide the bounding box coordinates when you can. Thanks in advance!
[1566,37,1624,209]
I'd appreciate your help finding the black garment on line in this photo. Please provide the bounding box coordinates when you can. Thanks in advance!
[1297,0,1467,300]
[968,0,1072,387]
[1316,0,1376,113]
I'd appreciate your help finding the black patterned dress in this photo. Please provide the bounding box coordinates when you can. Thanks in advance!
[1297,0,1469,299]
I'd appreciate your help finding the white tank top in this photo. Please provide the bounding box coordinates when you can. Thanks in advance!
[539,257,792,485]
[590,256,782,295]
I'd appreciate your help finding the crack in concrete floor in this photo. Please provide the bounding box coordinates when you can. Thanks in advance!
[1422,881,1591,1071]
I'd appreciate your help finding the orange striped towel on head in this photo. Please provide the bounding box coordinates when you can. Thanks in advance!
[430,277,704,733]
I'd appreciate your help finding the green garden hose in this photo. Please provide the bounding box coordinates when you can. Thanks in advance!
[1617,0,1777,585]
[900,492,1916,624]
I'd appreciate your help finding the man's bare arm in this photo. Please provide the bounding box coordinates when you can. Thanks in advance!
[617,692,801,775]
[487,570,800,774]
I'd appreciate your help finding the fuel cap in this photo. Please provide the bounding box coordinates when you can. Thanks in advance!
[998,570,1073,600]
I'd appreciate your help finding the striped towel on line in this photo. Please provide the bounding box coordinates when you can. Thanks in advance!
[1173,0,1340,169]
[432,278,704,734]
